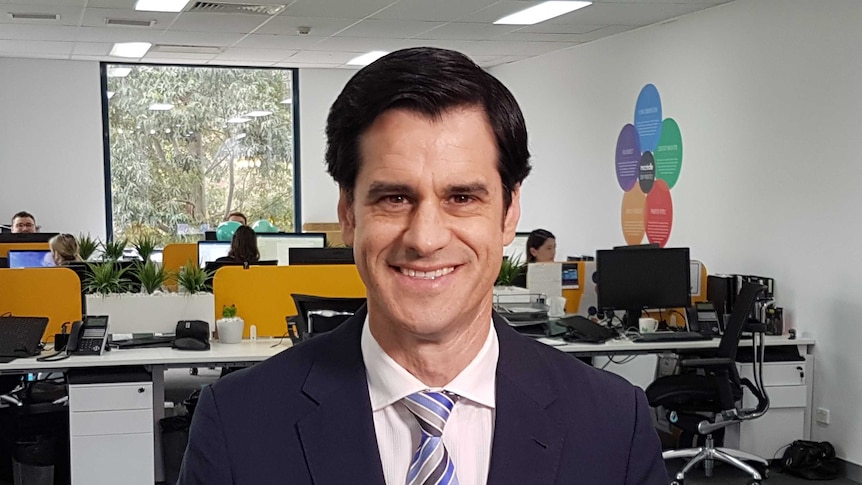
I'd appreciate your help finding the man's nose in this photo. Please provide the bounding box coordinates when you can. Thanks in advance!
[401,201,451,257]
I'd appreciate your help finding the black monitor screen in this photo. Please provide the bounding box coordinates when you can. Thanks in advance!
[289,247,355,265]
[596,247,691,320]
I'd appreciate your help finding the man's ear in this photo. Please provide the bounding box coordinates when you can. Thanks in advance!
[502,184,521,246]
[337,188,356,247]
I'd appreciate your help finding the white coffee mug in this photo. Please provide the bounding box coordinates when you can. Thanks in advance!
[639,317,658,333]
[548,296,567,318]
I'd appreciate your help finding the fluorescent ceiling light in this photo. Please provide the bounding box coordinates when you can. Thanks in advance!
[107,66,132,77]
[149,103,174,111]
[227,117,252,124]
[347,51,388,66]
[494,1,591,25]
[134,0,190,13]
[280,97,292,104]
[110,42,152,58]
[245,110,272,117]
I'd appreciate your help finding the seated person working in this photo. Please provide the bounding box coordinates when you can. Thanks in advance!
[215,225,259,265]
[49,234,84,266]
[11,211,37,233]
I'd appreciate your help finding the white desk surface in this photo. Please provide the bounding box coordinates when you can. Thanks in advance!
[0,339,292,374]
[1,335,815,374]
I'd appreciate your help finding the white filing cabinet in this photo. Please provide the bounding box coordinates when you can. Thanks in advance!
[725,357,811,459]
[68,371,154,485]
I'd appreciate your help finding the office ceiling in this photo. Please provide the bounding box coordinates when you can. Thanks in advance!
[0,0,731,68]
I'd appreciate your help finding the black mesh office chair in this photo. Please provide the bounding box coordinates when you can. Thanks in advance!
[288,294,366,344]
[646,281,770,485]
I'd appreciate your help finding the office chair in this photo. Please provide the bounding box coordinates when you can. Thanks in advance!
[289,294,366,344]
[646,281,770,485]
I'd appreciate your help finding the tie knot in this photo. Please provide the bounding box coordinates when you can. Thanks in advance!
[402,391,459,438]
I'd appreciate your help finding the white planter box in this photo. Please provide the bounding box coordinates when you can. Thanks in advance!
[85,293,215,335]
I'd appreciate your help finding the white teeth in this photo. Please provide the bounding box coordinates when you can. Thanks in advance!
[400,266,454,279]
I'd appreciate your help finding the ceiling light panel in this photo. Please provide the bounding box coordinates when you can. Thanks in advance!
[346,50,389,66]
[494,1,592,25]
[135,0,191,13]
[110,42,152,57]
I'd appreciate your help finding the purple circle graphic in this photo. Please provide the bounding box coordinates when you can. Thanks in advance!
[615,124,641,191]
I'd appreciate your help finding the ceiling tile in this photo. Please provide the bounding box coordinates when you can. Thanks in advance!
[274,60,342,68]
[414,22,522,41]
[0,0,85,6]
[306,35,408,52]
[254,16,357,36]
[157,29,245,46]
[214,46,296,62]
[337,19,444,39]
[372,0,498,22]
[0,24,78,41]
[0,39,74,55]
[80,7,177,28]
[234,33,325,50]
[143,50,217,60]
[284,49,357,64]
[168,11,272,34]
[75,25,163,43]
[71,41,111,55]
[0,5,85,26]
[282,0,397,19]
[208,59,278,67]
[517,22,605,35]
[457,1,545,23]
[554,2,714,26]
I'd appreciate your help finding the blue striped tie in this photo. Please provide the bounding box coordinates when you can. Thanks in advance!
[402,391,460,485]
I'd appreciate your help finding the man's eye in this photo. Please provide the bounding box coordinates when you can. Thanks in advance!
[384,195,407,204]
[451,195,473,204]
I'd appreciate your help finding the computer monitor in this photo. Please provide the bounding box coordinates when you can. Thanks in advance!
[503,232,531,263]
[8,250,54,268]
[561,262,579,289]
[288,247,355,265]
[204,231,217,241]
[596,246,691,326]
[256,233,327,266]
[197,241,230,266]
[0,232,58,243]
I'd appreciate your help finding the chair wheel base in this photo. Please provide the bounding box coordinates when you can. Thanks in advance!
[670,480,684,485]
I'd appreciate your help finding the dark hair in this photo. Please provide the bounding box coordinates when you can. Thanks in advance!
[228,225,259,263]
[12,211,35,223]
[526,229,555,263]
[227,211,247,225]
[325,47,531,209]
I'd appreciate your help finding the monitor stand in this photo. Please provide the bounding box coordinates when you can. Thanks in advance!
[625,309,642,330]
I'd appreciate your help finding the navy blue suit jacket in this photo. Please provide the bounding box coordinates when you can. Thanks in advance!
[178,310,668,484]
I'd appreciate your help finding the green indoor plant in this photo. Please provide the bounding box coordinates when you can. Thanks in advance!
[496,255,526,286]
[133,261,169,294]
[102,238,128,261]
[217,304,244,344]
[177,261,211,294]
[77,233,100,261]
[133,235,159,262]
[83,261,131,295]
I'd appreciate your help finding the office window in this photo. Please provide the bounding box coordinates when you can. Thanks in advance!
[103,64,298,242]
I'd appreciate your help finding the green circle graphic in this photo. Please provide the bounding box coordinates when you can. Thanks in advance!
[653,118,683,188]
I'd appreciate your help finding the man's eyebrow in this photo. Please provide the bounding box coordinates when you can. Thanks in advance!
[445,183,490,196]
[366,182,416,200]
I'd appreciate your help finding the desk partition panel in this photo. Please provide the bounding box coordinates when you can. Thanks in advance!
[0,267,83,341]
[213,265,366,338]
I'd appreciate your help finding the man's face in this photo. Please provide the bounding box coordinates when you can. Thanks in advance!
[339,107,520,340]
[228,215,246,225]
[12,216,36,233]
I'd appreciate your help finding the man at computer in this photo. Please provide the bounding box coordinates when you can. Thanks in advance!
[10,211,37,233]
[179,48,668,484]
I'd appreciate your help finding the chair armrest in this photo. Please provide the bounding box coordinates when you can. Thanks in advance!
[679,357,734,368]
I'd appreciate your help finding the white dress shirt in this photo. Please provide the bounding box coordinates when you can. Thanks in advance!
[361,317,499,485]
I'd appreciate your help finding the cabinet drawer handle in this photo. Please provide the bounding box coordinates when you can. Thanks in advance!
[138,388,145,393]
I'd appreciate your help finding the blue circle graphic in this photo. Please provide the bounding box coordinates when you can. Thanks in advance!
[634,84,663,153]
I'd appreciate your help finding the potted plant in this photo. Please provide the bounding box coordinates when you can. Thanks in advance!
[82,261,131,295]
[216,304,244,344]
[77,233,100,261]
[496,255,526,287]
[133,261,169,295]
[132,235,158,263]
[102,238,127,261]
[177,261,211,294]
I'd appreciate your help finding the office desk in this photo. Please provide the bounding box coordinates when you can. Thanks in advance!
[0,340,291,483]
[544,334,815,356]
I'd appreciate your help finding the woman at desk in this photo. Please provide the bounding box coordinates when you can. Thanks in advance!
[49,233,83,266]
[526,228,556,263]
[216,225,260,265]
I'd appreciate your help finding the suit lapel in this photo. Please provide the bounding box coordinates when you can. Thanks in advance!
[487,315,567,485]
[296,310,386,484]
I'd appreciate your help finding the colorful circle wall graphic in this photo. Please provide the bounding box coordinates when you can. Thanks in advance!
[644,180,673,247]
[615,124,641,191]
[654,118,683,188]
[638,151,655,194]
[620,184,646,245]
[634,84,663,153]
[614,84,683,247]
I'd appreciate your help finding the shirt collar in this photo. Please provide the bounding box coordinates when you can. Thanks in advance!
[361,315,498,411]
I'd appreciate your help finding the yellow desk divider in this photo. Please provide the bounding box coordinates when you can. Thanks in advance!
[0,242,49,258]
[162,243,198,290]
[213,265,366,338]
[0,268,83,341]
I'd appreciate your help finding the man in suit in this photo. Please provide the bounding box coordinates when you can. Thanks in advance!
[179,47,668,484]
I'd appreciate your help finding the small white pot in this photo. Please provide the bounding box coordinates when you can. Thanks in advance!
[217,317,245,344]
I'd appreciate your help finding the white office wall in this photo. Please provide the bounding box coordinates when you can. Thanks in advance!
[298,68,356,224]
[492,0,862,464]
[0,58,106,238]
[0,61,355,236]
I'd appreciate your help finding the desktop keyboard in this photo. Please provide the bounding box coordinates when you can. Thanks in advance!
[632,332,714,343]
[111,336,175,349]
